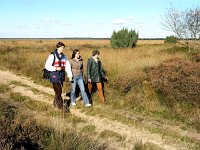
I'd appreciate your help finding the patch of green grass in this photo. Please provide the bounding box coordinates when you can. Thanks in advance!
[10,92,27,102]
[9,93,49,112]
[29,87,40,94]
[134,141,164,150]
[163,46,188,54]
[99,130,125,142]
[71,115,86,125]
[84,107,101,116]
[45,129,107,150]
[0,84,9,93]
[9,80,29,87]
[81,125,96,134]
[146,126,199,147]
[9,92,51,113]
[25,99,49,111]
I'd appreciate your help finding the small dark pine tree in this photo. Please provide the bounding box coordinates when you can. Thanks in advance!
[164,35,177,44]
[110,28,139,48]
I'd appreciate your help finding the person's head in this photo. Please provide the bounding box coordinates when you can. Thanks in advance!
[72,49,80,59]
[92,50,100,59]
[56,42,65,53]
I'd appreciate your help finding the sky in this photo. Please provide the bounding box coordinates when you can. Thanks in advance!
[0,0,199,38]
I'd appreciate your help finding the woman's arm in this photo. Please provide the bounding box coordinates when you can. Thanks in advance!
[65,60,73,78]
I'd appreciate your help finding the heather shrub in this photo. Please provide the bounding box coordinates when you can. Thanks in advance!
[192,53,200,62]
[141,80,161,112]
[0,118,50,150]
[0,100,106,150]
[147,58,200,105]
[114,71,147,93]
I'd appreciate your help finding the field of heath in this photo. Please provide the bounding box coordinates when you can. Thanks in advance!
[0,39,200,149]
[0,39,184,92]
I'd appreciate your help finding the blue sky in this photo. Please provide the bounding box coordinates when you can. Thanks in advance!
[0,0,199,38]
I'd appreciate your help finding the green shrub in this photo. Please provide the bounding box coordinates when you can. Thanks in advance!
[164,35,177,44]
[110,27,139,48]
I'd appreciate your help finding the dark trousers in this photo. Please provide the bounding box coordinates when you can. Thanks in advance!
[52,82,63,109]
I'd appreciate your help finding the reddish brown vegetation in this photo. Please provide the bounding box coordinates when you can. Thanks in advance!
[147,58,200,105]
[193,53,200,62]
[115,71,147,93]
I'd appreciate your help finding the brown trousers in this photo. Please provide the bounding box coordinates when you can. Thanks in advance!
[52,82,63,109]
[88,82,105,103]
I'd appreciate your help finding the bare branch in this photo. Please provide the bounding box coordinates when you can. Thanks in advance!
[162,5,200,51]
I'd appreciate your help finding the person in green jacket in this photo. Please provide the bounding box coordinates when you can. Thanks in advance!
[87,50,108,104]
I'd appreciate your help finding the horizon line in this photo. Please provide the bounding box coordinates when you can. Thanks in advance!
[0,37,165,40]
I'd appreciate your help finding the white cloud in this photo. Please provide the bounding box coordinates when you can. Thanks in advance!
[127,16,134,20]
[134,21,144,25]
[43,17,73,27]
[112,19,127,25]
[112,16,135,25]
[44,17,58,23]
[60,23,73,26]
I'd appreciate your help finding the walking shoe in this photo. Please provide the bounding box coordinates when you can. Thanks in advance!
[71,102,76,106]
[85,103,91,107]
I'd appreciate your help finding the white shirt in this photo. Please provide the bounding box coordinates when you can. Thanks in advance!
[45,54,72,78]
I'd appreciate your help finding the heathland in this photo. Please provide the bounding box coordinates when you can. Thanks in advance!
[0,39,199,150]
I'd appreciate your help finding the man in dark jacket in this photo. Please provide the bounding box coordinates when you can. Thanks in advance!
[87,50,108,104]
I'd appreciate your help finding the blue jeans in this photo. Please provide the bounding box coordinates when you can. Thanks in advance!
[71,75,90,104]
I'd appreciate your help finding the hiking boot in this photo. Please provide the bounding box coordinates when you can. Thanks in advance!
[71,102,76,106]
[85,103,91,107]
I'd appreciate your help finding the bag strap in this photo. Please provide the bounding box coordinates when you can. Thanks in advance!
[52,50,65,67]
[51,52,56,66]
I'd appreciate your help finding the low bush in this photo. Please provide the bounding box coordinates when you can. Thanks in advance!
[147,58,200,105]
[114,71,147,93]
[192,53,200,62]
[164,35,177,44]
[0,98,106,150]
[110,27,139,48]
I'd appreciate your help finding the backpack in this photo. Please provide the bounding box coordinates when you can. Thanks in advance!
[42,52,55,79]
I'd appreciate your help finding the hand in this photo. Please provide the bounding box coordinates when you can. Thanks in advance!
[56,67,62,71]
[88,79,92,83]
[103,76,108,82]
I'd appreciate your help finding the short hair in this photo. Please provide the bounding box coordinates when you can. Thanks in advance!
[56,42,65,48]
[72,49,79,59]
[92,50,100,56]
